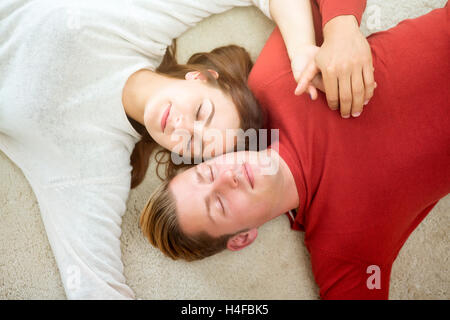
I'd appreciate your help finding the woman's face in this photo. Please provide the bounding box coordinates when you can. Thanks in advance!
[143,72,240,160]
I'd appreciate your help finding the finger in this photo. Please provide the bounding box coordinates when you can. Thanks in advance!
[294,81,304,97]
[307,85,318,100]
[351,69,365,117]
[338,74,352,118]
[322,69,339,110]
[363,64,376,105]
[295,62,319,96]
[311,74,325,92]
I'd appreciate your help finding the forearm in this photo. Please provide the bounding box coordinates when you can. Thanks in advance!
[315,0,367,28]
[269,0,316,61]
[307,0,373,117]
[323,15,360,43]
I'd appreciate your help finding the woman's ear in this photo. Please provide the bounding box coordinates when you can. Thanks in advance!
[226,228,258,251]
[207,69,219,79]
[185,69,219,81]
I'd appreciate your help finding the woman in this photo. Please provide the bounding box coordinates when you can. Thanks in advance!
[124,43,264,186]
[0,0,319,299]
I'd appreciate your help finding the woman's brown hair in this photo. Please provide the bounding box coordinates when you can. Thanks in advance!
[128,43,263,189]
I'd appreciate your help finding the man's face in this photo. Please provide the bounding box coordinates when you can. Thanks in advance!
[169,151,284,238]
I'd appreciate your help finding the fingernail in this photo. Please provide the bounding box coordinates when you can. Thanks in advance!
[364,100,369,106]
[342,114,350,119]
[352,112,361,117]
[309,93,313,99]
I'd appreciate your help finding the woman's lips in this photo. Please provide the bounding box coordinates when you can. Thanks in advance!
[160,103,171,133]
[243,162,254,189]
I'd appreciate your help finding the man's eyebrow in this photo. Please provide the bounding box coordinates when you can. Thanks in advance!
[195,166,214,223]
[195,167,202,182]
[205,196,213,223]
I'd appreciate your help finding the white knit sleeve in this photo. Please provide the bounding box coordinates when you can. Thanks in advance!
[250,0,272,19]
[34,177,135,300]
[216,0,272,19]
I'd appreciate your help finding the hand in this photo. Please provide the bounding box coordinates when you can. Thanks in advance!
[290,45,322,100]
[297,15,377,118]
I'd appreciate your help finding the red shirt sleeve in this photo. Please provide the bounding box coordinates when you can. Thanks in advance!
[315,0,367,27]
[310,249,392,300]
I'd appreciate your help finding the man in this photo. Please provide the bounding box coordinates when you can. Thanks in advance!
[140,4,449,299]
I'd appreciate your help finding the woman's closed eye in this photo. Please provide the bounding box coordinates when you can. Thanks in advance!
[186,103,208,154]
[187,135,193,151]
[186,100,214,154]
[195,103,202,120]
[197,99,213,123]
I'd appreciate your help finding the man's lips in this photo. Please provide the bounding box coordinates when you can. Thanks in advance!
[242,162,254,189]
[160,103,171,133]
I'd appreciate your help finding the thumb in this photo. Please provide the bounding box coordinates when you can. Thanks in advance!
[295,61,320,96]
[292,69,302,83]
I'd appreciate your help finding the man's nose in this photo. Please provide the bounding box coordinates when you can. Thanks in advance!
[214,169,239,192]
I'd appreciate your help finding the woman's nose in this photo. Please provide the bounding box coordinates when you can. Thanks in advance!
[173,114,184,129]
[168,114,187,136]
[173,114,193,134]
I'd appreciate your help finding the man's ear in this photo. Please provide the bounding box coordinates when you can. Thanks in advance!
[185,69,219,81]
[226,228,258,252]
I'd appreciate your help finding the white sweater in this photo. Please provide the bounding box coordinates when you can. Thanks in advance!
[0,0,271,299]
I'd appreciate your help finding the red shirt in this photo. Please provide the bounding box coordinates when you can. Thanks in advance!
[311,0,367,44]
[248,4,450,299]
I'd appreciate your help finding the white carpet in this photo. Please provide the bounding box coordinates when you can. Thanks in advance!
[1,0,448,299]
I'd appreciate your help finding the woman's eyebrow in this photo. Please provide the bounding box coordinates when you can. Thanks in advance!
[200,100,215,154]
[204,100,215,127]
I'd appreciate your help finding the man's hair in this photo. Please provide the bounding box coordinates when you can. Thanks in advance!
[139,179,242,261]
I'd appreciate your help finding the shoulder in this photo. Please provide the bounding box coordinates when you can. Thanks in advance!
[248,27,293,97]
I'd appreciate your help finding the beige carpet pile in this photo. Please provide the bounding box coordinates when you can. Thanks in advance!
[0,0,448,299]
